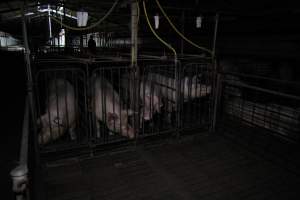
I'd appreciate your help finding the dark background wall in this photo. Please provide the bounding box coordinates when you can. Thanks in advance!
[0,50,26,199]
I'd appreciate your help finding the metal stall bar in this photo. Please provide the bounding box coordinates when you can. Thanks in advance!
[35,65,89,155]
[211,13,220,132]
[10,97,30,200]
[131,0,139,141]
[21,3,39,165]
[91,63,135,146]
[10,5,43,200]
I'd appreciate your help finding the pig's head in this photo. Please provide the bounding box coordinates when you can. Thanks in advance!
[37,114,65,145]
[107,110,135,139]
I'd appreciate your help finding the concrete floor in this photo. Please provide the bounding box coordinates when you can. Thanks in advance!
[42,134,300,200]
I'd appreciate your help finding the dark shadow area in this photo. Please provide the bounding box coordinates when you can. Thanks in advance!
[43,134,300,200]
[0,50,26,200]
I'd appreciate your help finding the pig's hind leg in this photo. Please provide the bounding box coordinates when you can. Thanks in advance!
[96,120,101,138]
[68,123,77,141]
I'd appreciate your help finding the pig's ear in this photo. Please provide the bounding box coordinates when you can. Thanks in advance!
[107,112,119,122]
[38,115,49,127]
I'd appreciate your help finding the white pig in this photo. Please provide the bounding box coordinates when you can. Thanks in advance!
[121,75,162,121]
[38,79,77,145]
[182,75,212,101]
[140,79,162,120]
[148,73,211,103]
[93,76,135,139]
[148,73,211,121]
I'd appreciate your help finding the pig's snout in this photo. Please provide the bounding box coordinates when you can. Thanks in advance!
[38,127,51,145]
[142,111,151,121]
[38,126,65,145]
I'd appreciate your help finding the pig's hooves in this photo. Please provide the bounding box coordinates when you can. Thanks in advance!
[96,130,101,138]
[38,136,42,145]
[109,131,114,136]
[69,131,77,140]
[38,135,44,145]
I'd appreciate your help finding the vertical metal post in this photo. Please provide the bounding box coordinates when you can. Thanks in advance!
[22,5,38,145]
[63,1,67,52]
[131,0,139,141]
[47,4,52,40]
[23,2,43,194]
[80,34,83,52]
[212,13,219,57]
[10,97,29,200]
[180,11,185,55]
[211,13,220,132]
[175,58,180,137]
[19,4,42,200]
[131,0,138,67]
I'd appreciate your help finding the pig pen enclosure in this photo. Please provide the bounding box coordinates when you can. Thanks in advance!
[33,57,213,154]
[14,56,300,200]
[7,1,300,200]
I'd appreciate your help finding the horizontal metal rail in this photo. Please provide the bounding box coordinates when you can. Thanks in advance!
[224,79,300,101]
[222,71,300,87]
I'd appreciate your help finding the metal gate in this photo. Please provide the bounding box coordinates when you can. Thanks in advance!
[33,58,215,153]
[90,62,135,144]
[34,60,89,152]
[180,62,213,132]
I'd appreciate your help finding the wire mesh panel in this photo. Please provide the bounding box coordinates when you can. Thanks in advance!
[34,61,89,152]
[221,73,300,142]
[219,72,300,171]
[179,62,213,132]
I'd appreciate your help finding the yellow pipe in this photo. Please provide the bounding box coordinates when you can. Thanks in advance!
[142,1,177,57]
[155,0,213,56]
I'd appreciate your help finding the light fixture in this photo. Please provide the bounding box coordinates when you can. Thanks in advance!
[154,13,159,29]
[196,15,202,28]
[76,10,88,27]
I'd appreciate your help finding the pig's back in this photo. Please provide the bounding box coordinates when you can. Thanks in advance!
[93,78,121,119]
